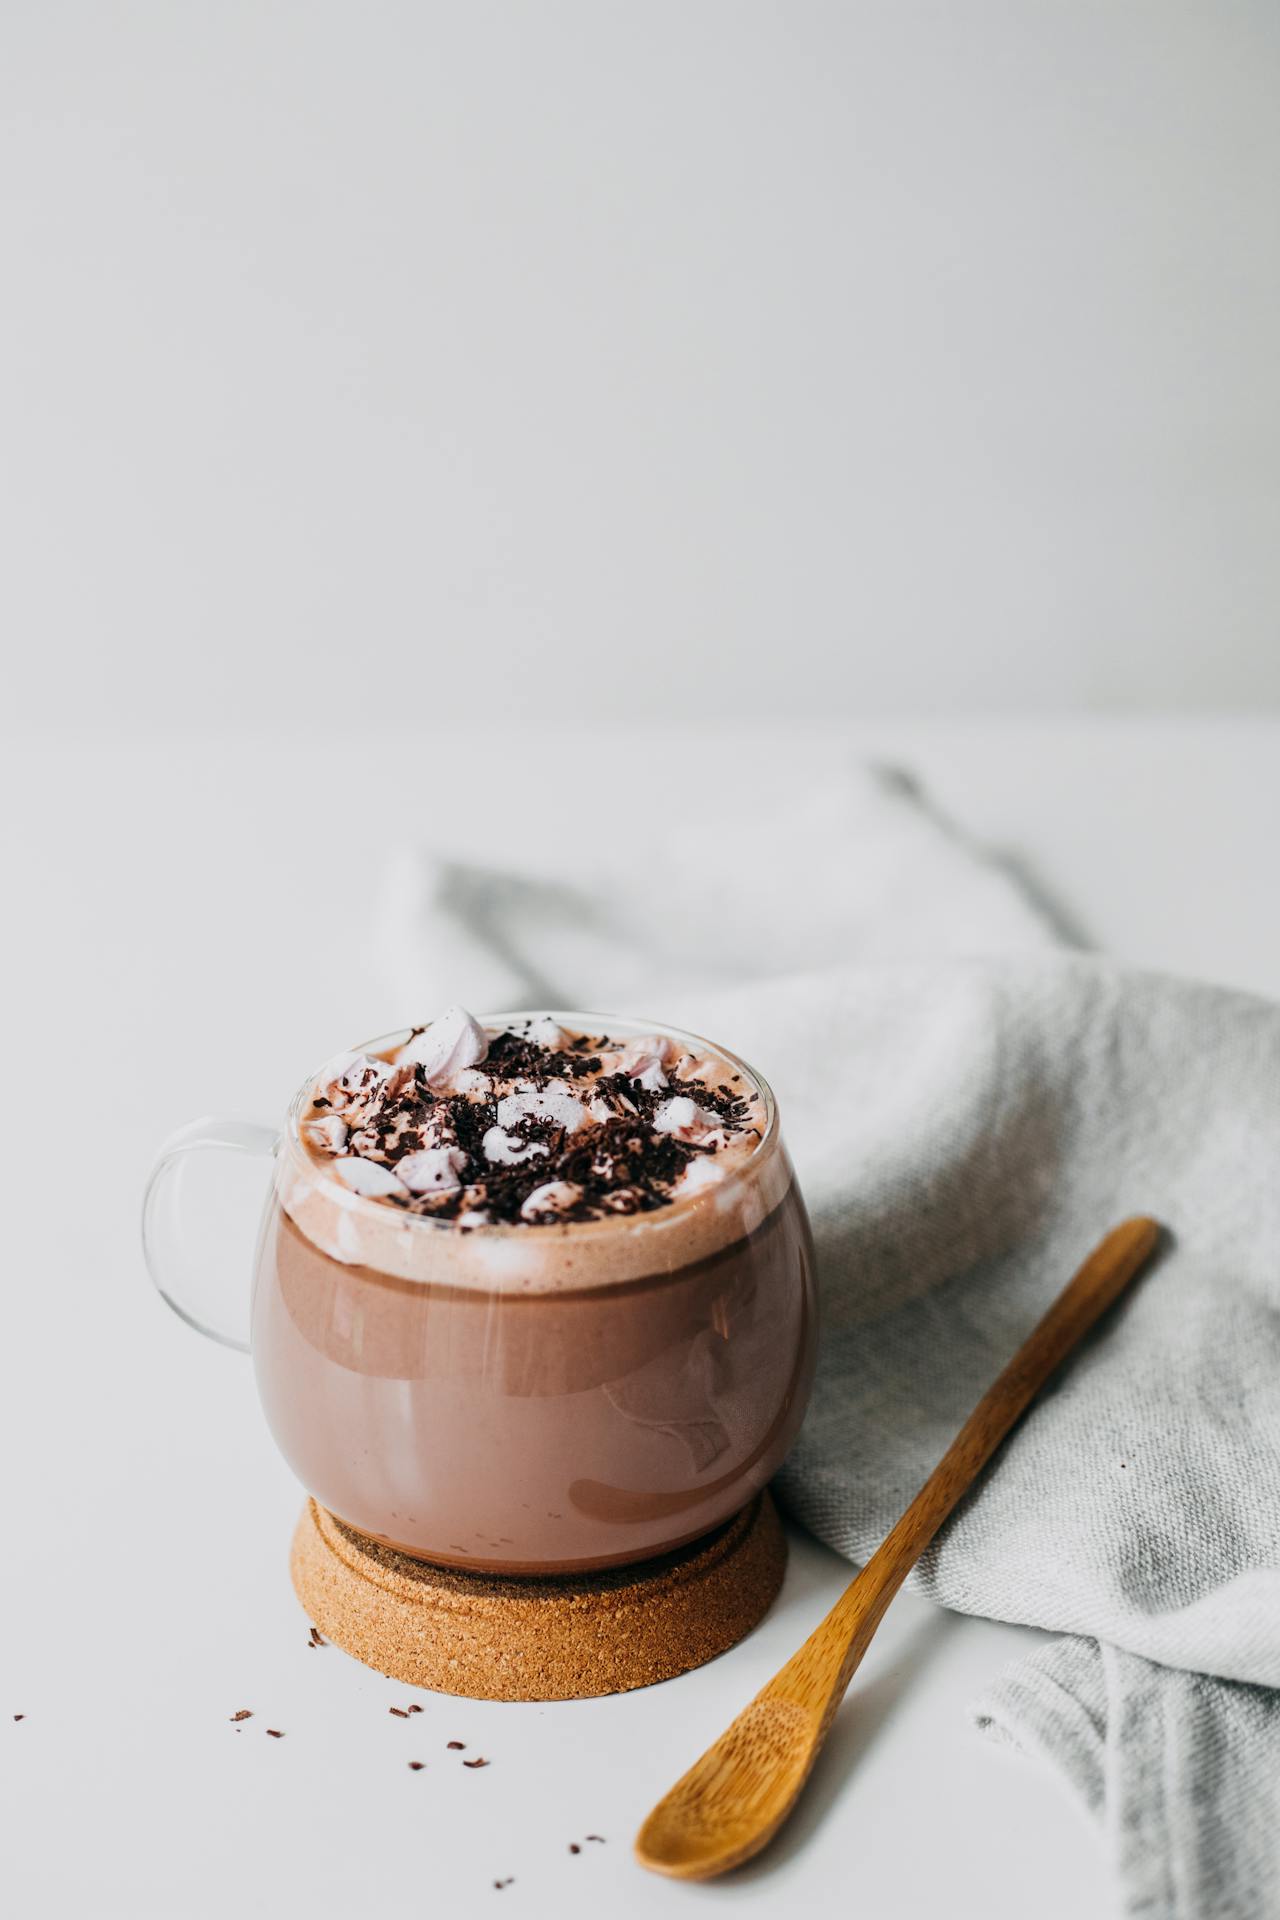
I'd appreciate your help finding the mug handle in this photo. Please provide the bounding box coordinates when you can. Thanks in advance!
[142,1117,280,1353]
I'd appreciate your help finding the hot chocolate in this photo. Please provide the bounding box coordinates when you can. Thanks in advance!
[252,1012,816,1573]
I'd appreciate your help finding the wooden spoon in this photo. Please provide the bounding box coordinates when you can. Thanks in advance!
[635,1214,1161,1881]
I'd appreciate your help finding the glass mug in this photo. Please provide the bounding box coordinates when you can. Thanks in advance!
[143,1014,817,1574]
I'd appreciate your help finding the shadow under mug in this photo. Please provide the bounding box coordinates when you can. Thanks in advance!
[143,1014,818,1575]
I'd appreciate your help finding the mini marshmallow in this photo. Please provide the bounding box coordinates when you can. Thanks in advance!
[497,1086,588,1134]
[676,1154,726,1195]
[395,1005,489,1087]
[523,1015,568,1048]
[482,1126,551,1167]
[397,1146,469,1194]
[619,1033,680,1069]
[332,1157,409,1199]
[303,1115,349,1153]
[450,1068,492,1096]
[628,1057,669,1093]
[323,1054,390,1112]
[652,1096,726,1144]
[520,1180,583,1221]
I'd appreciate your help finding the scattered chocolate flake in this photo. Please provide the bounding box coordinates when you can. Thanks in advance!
[569,1843,581,1855]
[463,1756,490,1768]
[447,1740,465,1750]
[230,1710,252,1722]
[305,1018,756,1227]
[389,1706,410,1718]
[493,1879,514,1891]
[407,1703,424,1714]
[408,1761,426,1771]
[585,1835,606,1843]
[307,1625,326,1647]
[13,1713,25,1722]
[266,1728,285,1738]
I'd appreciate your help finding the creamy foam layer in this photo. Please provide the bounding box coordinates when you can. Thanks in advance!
[277,1013,787,1292]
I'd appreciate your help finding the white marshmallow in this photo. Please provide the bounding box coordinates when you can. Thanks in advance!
[523,1015,568,1048]
[482,1126,551,1167]
[620,1033,680,1069]
[676,1154,726,1195]
[520,1180,583,1221]
[628,1057,669,1092]
[332,1157,409,1199]
[395,1005,489,1087]
[450,1068,492,1096]
[497,1086,588,1134]
[652,1096,727,1144]
[303,1115,349,1153]
[397,1147,470,1194]
[323,1054,390,1112]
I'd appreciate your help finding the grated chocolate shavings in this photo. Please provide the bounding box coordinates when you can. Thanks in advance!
[463,1756,490,1768]
[308,1017,756,1228]
[229,1710,252,1722]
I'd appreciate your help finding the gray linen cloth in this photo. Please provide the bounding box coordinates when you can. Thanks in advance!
[375,764,1280,1920]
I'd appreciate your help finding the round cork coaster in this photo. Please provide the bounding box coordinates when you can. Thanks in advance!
[290,1493,786,1701]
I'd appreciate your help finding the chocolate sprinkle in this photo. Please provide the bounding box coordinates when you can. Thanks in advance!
[389,1706,410,1718]
[569,1843,581,1855]
[13,1713,25,1722]
[408,1761,426,1771]
[447,1740,465,1750]
[463,1756,490,1768]
[493,1879,514,1891]
[266,1728,284,1738]
[307,1019,755,1227]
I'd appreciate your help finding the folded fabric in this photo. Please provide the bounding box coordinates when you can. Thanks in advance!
[374,761,1280,1920]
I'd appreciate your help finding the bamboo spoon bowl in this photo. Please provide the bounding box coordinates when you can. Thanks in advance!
[635,1215,1162,1881]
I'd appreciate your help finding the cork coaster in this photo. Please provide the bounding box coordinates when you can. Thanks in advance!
[290,1493,786,1701]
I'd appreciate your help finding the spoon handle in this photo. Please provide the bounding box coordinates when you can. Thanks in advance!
[760,1215,1160,1723]
[635,1217,1162,1881]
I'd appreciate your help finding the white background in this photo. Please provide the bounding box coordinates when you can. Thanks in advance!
[4,6,1280,1916]
[2,0,1278,735]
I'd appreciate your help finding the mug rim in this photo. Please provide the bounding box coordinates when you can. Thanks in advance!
[281,1008,779,1241]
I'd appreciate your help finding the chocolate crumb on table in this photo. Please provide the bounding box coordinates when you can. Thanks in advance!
[568,1843,581,1855]
[13,1713,25,1722]
[266,1728,285,1738]
[407,1703,423,1713]
[493,1879,514,1891]
[585,1835,606,1843]
[229,1710,252,1722]
[463,1756,490,1768]
[446,1740,465,1749]
[408,1761,426,1771]
[388,1706,410,1718]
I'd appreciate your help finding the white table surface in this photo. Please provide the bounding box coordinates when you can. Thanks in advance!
[5,718,1278,1920]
